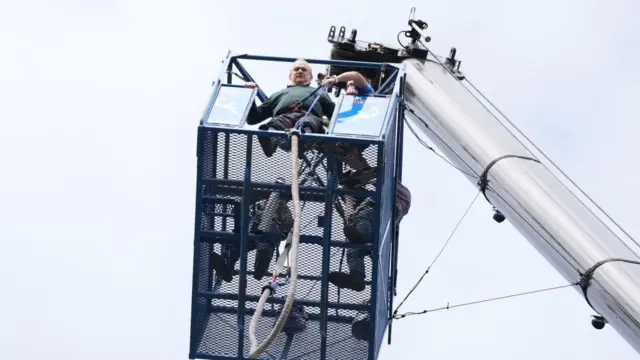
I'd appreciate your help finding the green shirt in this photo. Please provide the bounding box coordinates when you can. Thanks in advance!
[246,85,335,125]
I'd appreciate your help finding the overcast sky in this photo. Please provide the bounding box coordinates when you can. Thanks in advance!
[1,0,640,359]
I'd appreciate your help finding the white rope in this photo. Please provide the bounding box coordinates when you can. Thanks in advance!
[248,132,302,358]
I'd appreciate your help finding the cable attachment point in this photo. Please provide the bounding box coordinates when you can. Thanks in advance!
[591,314,607,330]
[477,154,540,223]
[477,174,505,224]
[280,265,291,279]
[397,9,431,59]
[492,207,506,223]
[261,283,276,297]
[445,47,465,80]
[578,257,640,331]
[289,127,301,137]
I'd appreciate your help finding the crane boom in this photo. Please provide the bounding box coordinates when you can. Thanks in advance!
[403,56,640,353]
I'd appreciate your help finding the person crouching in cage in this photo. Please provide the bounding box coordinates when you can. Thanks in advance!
[328,182,411,291]
[210,186,293,283]
[328,181,411,341]
[321,74,378,187]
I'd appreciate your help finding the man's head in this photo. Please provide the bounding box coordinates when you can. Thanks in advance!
[289,59,313,86]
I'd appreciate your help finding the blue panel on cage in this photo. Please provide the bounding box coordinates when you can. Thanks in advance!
[329,95,392,138]
[205,84,257,128]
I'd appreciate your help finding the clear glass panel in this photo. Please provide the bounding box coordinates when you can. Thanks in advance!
[331,96,391,138]
[206,85,256,127]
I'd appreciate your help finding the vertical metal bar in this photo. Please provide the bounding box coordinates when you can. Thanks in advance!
[208,133,219,289]
[327,94,346,135]
[386,110,400,345]
[396,69,407,183]
[368,141,384,359]
[212,132,219,179]
[223,134,230,180]
[189,127,206,358]
[319,140,336,360]
[388,70,406,345]
[236,134,253,358]
[222,134,231,232]
[394,71,406,282]
[200,50,233,126]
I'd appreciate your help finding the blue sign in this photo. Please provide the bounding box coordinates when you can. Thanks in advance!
[331,95,391,138]
[205,85,256,127]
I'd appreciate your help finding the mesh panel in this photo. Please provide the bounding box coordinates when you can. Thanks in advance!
[191,125,398,360]
[374,118,397,355]
[250,136,328,187]
[200,195,241,232]
[201,131,249,182]
[191,241,211,354]
[327,243,373,307]
[326,312,370,360]
[198,311,240,357]
[359,145,380,193]
[241,301,323,359]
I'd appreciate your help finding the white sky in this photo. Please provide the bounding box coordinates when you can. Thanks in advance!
[1,0,639,359]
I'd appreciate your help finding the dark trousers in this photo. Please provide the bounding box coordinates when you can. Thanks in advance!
[263,110,325,134]
[258,110,325,156]
[344,183,412,276]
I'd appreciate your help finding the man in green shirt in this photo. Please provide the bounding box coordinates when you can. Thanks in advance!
[244,59,336,157]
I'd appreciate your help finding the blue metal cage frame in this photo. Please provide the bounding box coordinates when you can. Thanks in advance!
[189,51,407,360]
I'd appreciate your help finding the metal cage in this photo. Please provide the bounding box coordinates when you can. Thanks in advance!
[189,52,406,360]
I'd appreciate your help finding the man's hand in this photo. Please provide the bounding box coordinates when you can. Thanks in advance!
[244,82,258,88]
[345,80,359,95]
[321,75,338,87]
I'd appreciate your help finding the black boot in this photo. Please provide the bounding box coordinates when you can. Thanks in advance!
[341,166,377,188]
[210,252,233,283]
[343,223,367,244]
[257,124,278,157]
[351,313,370,341]
[328,271,366,292]
[297,140,309,159]
[281,303,308,335]
[253,245,274,280]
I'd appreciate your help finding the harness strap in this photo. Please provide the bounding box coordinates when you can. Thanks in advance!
[294,84,329,131]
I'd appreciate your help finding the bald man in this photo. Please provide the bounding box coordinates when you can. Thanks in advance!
[244,59,336,157]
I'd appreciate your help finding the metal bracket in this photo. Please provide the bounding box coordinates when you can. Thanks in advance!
[445,47,466,80]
